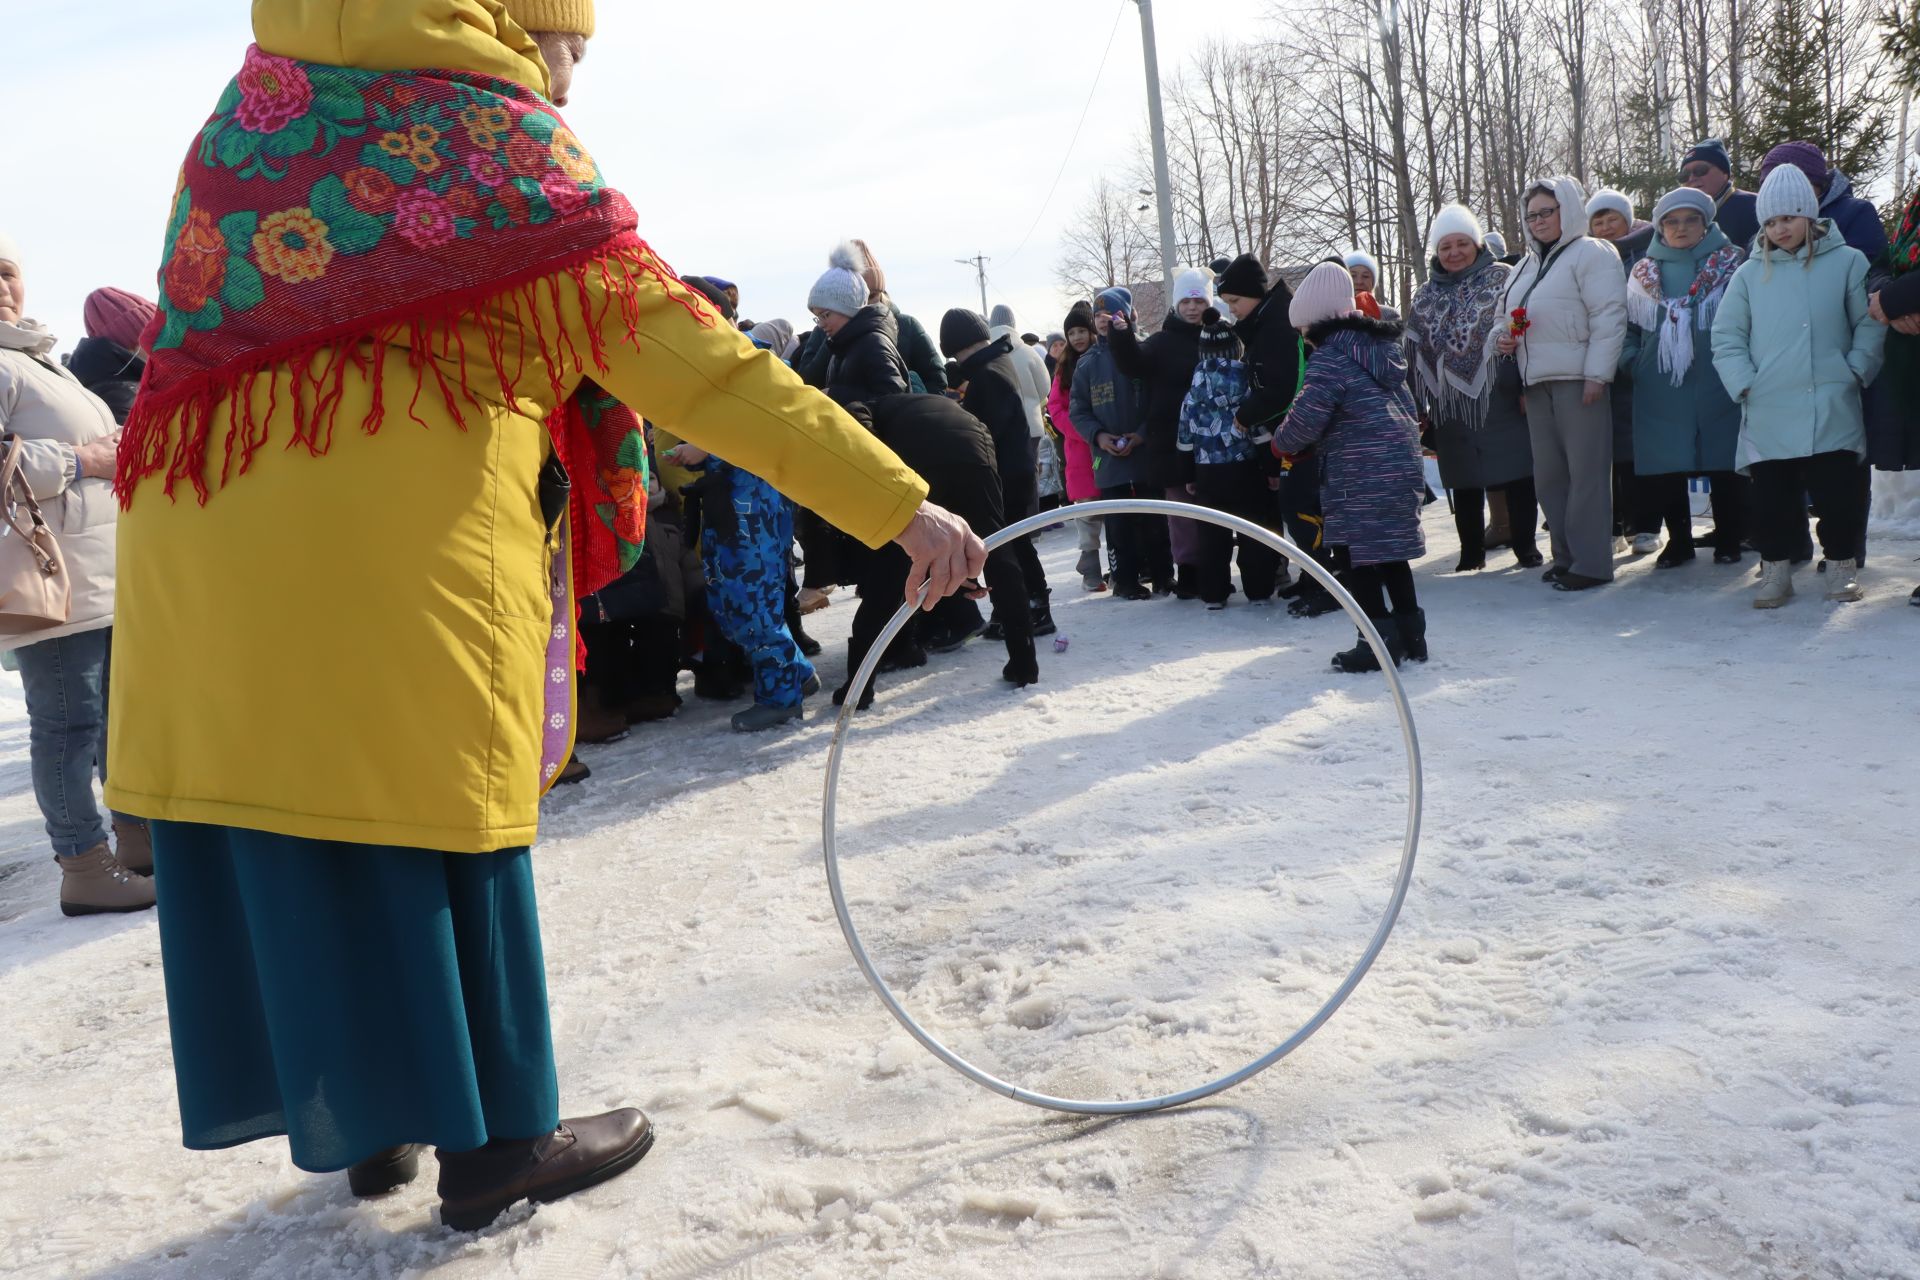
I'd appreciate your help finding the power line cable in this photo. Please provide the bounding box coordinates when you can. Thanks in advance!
[1000,1,1129,267]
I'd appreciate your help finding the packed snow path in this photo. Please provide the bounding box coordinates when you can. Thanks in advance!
[1,501,1915,1279]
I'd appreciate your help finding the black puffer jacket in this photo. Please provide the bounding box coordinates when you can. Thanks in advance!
[65,337,145,424]
[951,336,1034,518]
[1106,310,1203,488]
[1233,288,1303,438]
[860,393,1003,532]
[826,305,910,405]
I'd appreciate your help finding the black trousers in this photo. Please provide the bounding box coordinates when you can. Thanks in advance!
[848,542,1034,690]
[1641,471,1747,551]
[1099,481,1173,589]
[582,616,682,707]
[1332,546,1418,619]
[1191,461,1283,603]
[1453,476,1540,562]
[1614,461,1660,537]
[1750,452,1864,564]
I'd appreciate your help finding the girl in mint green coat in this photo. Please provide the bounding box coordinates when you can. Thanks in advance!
[1709,164,1885,608]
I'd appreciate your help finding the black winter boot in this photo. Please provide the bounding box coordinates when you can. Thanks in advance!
[349,1144,425,1197]
[1002,639,1040,688]
[1393,607,1428,663]
[1330,622,1405,673]
[1028,590,1056,637]
[1289,581,1341,618]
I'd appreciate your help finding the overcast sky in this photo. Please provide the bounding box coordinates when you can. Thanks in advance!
[6,0,1274,354]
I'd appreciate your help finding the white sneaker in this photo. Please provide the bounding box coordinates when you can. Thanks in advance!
[1753,560,1794,609]
[1822,557,1862,602]
[1631,532,1661,555]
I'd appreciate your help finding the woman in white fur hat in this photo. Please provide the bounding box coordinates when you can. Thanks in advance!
[1405,204,1541,572]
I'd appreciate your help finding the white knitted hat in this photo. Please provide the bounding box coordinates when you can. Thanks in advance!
[1585,188,1634,224]
[807,243,870,319]
[1288,261,1359,328]
[0,229,19,268]
[1756,164,1820,224]
[1426,204,1485,250]
[1343,250,1380,277]
[1172,266,1212,306]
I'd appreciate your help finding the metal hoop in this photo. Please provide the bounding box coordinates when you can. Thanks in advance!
[821,498,1422,1114]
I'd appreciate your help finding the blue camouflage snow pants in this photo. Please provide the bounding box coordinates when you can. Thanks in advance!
[702,471,814,709]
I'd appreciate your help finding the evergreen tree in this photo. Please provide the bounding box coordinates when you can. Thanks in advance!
[1748,0,1892,181]
[1598,84,1686,212]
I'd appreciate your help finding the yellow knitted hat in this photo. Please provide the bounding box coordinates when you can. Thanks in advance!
[503,0,595,36]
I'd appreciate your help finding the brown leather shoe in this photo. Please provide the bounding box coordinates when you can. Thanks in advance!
[622,693,680,724]
[436,1109,654,1232]
[347,1144,424,1197]
[574,695,629,745]
[112,819,153,875]
[58,844,157,917]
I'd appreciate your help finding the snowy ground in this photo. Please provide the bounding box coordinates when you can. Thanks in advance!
[2,492,1917,1280]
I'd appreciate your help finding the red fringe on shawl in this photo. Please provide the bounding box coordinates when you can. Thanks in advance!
[114,233,714,603]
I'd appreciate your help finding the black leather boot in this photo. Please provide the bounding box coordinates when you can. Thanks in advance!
[348,1144,425,1197]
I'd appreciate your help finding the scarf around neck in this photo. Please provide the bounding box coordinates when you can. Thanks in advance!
[120,44,718,598]
[1405,250,1509,430]
[1626,236,1743,387]
[1891,190,1920,279]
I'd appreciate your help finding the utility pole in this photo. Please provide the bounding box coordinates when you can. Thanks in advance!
[1135,0,1179,300]
[955,254,990,317]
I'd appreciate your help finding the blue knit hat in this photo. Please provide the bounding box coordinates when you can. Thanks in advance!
[1682,139,1732,177]
[1095,287,1133,318]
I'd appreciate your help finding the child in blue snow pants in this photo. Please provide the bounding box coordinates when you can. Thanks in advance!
[700,467,814,710]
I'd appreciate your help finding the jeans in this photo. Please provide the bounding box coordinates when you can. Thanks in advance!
[14,627,132,859]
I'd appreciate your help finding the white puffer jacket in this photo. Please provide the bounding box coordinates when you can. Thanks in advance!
[1497,176,1629,386]
[992,324,1051,438]
[0,320,118,651]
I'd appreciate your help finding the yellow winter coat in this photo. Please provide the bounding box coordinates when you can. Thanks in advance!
[105,0,927,852]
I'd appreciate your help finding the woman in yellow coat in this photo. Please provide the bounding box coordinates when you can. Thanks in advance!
[106,0,983,1231]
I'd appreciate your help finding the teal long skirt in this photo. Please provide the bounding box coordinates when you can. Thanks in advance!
[151,822,561,1173]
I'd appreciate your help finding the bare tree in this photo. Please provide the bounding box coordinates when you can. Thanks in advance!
[1056,177,1155,303]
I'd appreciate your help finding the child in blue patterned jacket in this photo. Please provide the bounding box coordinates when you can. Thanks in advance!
[1179,309,1284,608]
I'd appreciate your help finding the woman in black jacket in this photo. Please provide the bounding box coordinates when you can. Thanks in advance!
[809,252,910,404]
[67,288,155,424]
[1107,268,1211,595]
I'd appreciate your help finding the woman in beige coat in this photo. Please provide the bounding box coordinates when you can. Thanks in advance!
[1495,176,1629,590]
[0,231,152,916]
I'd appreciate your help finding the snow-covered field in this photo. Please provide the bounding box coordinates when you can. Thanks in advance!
[2,491,1917,1280]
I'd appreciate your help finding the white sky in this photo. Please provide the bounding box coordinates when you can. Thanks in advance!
[5,0,1273,355]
